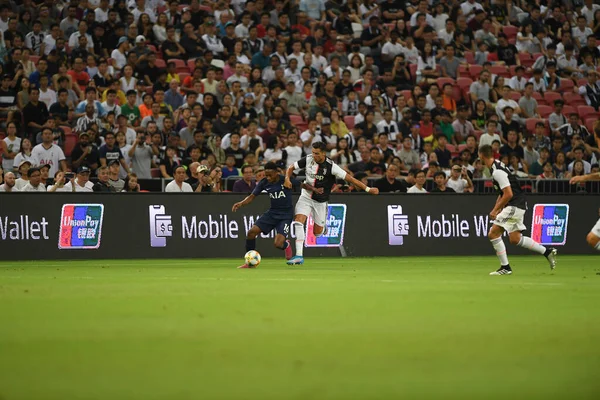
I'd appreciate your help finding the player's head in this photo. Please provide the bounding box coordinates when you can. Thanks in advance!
[311,142,327,163]
[264,161,279,182]
[478,144,494,167]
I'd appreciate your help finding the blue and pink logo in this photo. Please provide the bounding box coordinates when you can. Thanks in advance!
[58,204,104,249]
[531,204,569,246]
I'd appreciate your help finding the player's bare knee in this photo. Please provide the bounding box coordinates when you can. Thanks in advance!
[313,225,324,236]
[488,230,500,240]
[508,234,521,245]
[587,233,599,247]
[273,236,285,248]
[247,227,260,239]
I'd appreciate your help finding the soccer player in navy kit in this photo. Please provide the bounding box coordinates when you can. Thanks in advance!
[479,145,558,275]
[284,142,379,265]
[232,162,301,268]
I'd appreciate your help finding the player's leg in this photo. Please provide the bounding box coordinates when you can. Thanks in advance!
[289,196,311,264]
[507,208,557,269]
[273,220,293,260]
[311,202,328,237]
[588,219,600,251]
[238,225,263,269]
[488,223,512,275]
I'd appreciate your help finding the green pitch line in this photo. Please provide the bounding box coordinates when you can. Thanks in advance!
[0,257,599,400]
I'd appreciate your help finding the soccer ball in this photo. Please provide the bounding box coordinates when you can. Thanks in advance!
[244,250,261,267]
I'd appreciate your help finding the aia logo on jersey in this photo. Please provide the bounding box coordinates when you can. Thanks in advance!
[269,190,286,199]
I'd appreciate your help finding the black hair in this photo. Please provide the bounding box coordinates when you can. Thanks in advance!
[264,161,278,171]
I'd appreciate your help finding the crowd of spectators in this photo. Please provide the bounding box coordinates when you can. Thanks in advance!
[0,0,599,194]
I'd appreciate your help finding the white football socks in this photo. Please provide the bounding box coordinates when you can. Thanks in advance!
[491,237,509,266]
[517,236,546,255]
[595,242,600,251]
[292,221,305,257]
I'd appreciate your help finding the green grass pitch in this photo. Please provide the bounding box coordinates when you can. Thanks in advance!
[1,256,599,400]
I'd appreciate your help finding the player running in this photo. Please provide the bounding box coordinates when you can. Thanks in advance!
[284,142,379,265]
[232,162,297,268]
[570,172,600,251]
[478,145,557,275]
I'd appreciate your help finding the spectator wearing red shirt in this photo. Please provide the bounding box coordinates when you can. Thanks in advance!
[67,57,91,92]
[419,110,435,139]
[256,12,270,38]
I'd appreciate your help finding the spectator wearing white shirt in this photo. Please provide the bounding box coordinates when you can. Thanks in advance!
[446,165,473,193]
[42,24,61,56]
[438,19,456,46]
[572,16,593,47]
[31,128,67,177]
[132,1,157,24]
[376,110,399,142]
[68,21,94,51]
[460,0,484,22]
[581,0,600,24]
[578,70,600,110]
[54,167,95,192]
[381,31,404,63]
[21,167,47,192]
[410,1,434,26]
[508,66,528,92]
[95,0,111,23]
[165,165,194,192]
[407,169,428,193]
[110,37,130,70]
[479,120,502,149]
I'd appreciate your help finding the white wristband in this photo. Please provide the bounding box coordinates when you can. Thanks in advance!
[365,186,371,192]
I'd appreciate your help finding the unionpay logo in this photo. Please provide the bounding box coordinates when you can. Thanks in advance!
[149,205,173,247]
[388,205,409,245]
[58,204,104,249]
[306,204,347,247]
[531,204,569,246]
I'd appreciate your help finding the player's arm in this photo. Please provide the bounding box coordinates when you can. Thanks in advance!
[301,182,323,194]
[570,172,600,184]
[284,158,306,188]
[344,173,379,194]
[232,194,256,212]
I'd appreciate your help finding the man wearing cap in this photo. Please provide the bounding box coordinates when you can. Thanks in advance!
[108,160,126,192]
[71,131,100,174]
[21,167,47,192]
[14,161,32,191]
[111,37,129,70]
[447,164,473,193]
[0,171,17,192]
[202,21,225,57]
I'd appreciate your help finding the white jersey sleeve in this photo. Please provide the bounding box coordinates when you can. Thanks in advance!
[492,168,511,190]
[332,162,347,180]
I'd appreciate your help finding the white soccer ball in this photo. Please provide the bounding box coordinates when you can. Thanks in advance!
[244,250,261,267]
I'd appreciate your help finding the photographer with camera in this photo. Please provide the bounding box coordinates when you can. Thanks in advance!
[128,132,158,180]
[195,164,222,193]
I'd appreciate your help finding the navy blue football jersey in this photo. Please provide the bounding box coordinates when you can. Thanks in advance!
[252,175,297,216]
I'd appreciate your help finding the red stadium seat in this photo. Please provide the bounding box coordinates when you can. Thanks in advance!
[577,105,599,120]
[538,105,552,118]
[289,115,303,126]
[468,65,483,79]
[464,51,475,64]
[509,92,521,101]
[562,105,576,116]
[458,64,469,77]
[178,72,190,81]
[344,115,355,130]
[457,77,473,93]
[63,134,77,157]
[563,92,586,106]
[558,79,574,93]
[436,77,455,88]
[473,130,483,140]
[151,168,161,178]
[487,52,498,62]
[502,25,518,40]
[155,58,166,68]
[409,64,418,82]
[543,91,562,104]
[585,118,596,133]
[525,118,545,134]
[400,90,412,102]
[490,65,509,77]
[531,91,544,104]
[187,59,196,72]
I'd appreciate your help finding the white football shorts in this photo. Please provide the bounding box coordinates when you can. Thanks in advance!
[493,206,527,233]
[295,195,328,227]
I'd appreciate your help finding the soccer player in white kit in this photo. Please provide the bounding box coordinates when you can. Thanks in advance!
[570,172,600,251]
[479,145,558,275]
[284,142,379,265]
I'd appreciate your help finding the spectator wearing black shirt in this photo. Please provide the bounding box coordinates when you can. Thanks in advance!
[180,22,207,59]
[500,130,525,159]
[361,16,384,55]
[162,26,186,59]
[71,131,100,174]
[225,132,247,168]
[374,164,406,192]
[213,105,239,137]
[0,74,17,120]
[23,87,50,138]
[380,0,405,23]
[430,171,456,192]
[434,135,452,168]
[137,53,161,87]
[49,88,71,126]
[499,106,521,143]
[496,34,519,66]
[92,166,115,192]
[355,110,378,141]
[365,147,387,175]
